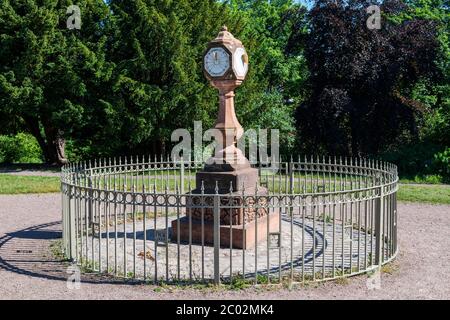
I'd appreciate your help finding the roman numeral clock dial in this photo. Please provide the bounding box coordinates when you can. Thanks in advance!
[204,47,230,77]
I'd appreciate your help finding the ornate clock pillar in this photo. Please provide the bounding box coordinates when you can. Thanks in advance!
[171,27,280,249]
[197,26,256,192]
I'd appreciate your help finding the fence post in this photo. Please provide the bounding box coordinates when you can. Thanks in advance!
[180,159,185,195]
[213,193,220,285]
[62,183,67,258]
[68,184,77,261]
[374,176,384,267]
[289,160,294,282]
[88,174,93,224]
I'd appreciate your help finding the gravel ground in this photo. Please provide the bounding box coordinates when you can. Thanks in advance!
[0,193,449,300]
[0,170,60,177]
[0,166,60,177]
[85,216,373,280]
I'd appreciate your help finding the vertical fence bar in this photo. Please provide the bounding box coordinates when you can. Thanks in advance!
[68,184,76,260]
[180,159,185,195]
[105,176,110,274]
[113,173,118,275]
[188,180,192,281]
[132,183,136,278]
[142,183,147,281]
[394,189,398,254]
[123,178,127,278]
[213,192,220,285]
[153,180,158,283]
[254,184,258,285]
[289,161,294,282]
[301,195,305,282]
[75,179,80,262]
[165,182,169,282]
[201,182,205,282]
[176,181,181,281]
[61,174,65,256]
[374,178,384,267]
[242,184,246,280]
[229,183,233,281]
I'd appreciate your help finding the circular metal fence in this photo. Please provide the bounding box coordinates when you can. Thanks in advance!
[61,156,398,285]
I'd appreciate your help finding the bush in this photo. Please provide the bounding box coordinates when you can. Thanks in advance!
[0,136,19,163]
[381,142,442,178]
[433,148,450,183]
[0,133,43,164]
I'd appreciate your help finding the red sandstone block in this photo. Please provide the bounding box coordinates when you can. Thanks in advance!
[171,211,280,249]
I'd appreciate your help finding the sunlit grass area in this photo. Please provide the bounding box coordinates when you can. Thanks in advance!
[399,174,445,185]
[1,174,449,205]
[0,174,60,194]
[397,184,450,205]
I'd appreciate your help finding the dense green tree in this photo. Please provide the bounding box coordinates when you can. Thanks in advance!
[104,0,238,156]
[385,0,450,178]
[0,0,308,163]
[106,0,308,158]
[0,0,112,164]
[401,0,450,146]
[2,0,445,176]
[228,0,309,156]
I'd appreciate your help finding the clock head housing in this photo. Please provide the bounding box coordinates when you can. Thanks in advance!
[203,26,249,82]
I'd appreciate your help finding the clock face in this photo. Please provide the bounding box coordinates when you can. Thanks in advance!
[233,47,248,78]
[204,47,230,77]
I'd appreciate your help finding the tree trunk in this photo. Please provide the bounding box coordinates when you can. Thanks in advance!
[23,116,68,165]
[43,126,68,165]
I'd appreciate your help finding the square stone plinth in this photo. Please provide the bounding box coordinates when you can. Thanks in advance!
[171,211,280,249]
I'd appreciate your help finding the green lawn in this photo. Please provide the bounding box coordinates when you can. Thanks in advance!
[0,174,449,205]
[0,174,60,194]
[397,184,450,205]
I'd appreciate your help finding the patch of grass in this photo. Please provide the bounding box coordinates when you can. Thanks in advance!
[228,276,252,290]
[49,239,67,261]
[80,260,100,273]
[399,174,443,184]
[381,262,398,275]
[334,277,349,285]
[0,174,60,194]
[398,184,450,204]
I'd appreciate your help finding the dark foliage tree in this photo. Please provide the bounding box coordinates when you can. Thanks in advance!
[0,0,113,164]
[290,0,440,156]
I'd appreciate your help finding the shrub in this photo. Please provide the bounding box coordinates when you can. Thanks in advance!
[0,133,43,164]
[433,148,450,183]
[381,142,442,178]
[0,135,20,163]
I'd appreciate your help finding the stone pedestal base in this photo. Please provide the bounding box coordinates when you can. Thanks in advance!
[186,187,268,225]
[196,167,258,193]
[171,211,280,249]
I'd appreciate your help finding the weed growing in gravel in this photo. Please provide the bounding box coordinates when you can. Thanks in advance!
[381,262,398,275]
[334,277,349,285]
[49,239,68,261]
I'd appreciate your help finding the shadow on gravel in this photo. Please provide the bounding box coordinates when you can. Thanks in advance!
[0,163,61,174]
[0,221,139,286]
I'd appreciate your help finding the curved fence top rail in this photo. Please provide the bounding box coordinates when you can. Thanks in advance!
[61,156,398,198]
